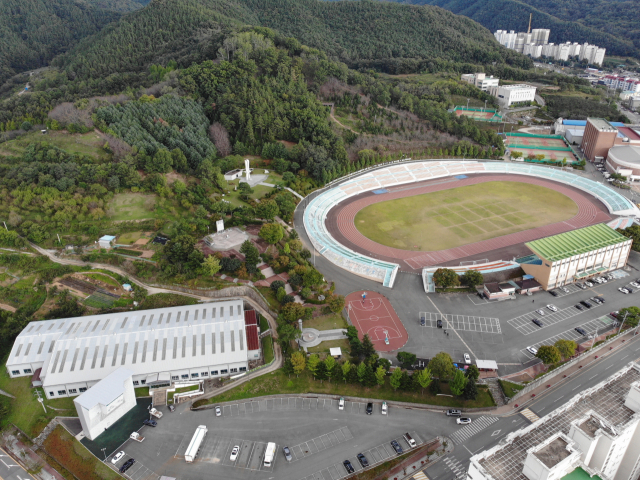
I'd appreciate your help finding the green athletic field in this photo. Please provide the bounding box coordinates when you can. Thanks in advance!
[354,181,578,251]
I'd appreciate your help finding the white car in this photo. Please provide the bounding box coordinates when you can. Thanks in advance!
[457,417,472,425]
[381,401,388,415]
[215,406,221,417]
[561,287,570,293]
[527,346,538,356]
[230,446,240,461]
[630,282,640,289]
[585,281,594,287]
[464,353,471,364]
[111,451,125,465]
[535,309,545,316]
[547,304,558,312]
[339,397,345,410]
[619,287,630,294]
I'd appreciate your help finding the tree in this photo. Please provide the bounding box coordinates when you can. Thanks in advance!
[324,355,336,382]
[256,200,280,220]
[277,323,300,344]
[450,369,468,396]
[303,268,323,287]
[364,364,376,387]
[429,379,441,395]
[429,352,455,379]
[328,295,345,313]
[201,255,221,276]
[465,364,480,382]
[397,351,417,369]
[291,351,306,376]
[209,122,232,157]
[361,334,376,359]
[259,223,284,244]
[536,345,562,364]
[240,240,260,272]
[433,268,460,288]
[341,360,352,383]
[357,362,367,384]
[463,380,478,400]
[281,302,311,323]
[307,354,320,378]
[375,365,386,387]
[316,361,328,381]
[461,270,483,287]
[270,280,285,293]
[389,367,403,391]
[554,339,577,359]
[415,367,433,394]
[618,306,640,328]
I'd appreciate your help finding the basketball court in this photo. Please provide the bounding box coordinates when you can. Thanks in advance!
[345,291,408,352]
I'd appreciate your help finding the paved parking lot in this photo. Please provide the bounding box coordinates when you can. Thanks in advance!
[297,432,424,480]
[419,312,501,334]
[508,299,605,335]
[289,427,353,462]
[112,454,158,480]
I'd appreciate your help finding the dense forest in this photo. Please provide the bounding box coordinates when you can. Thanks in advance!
[543,95,628,122]
[0,0,121,85]
[382,0,640,59]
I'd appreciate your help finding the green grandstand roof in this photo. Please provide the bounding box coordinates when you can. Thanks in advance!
[526,224,629,262]
[560,467,602,480]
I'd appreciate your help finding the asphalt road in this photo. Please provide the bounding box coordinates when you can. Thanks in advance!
[0,448,35,480]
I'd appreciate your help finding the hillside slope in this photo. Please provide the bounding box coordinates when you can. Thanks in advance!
[58,0,532,79]
[380,0,639,59]
[0,0,121,84]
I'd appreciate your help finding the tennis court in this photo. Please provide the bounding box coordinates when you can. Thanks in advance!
[453,106,503,122]
[506,133,577,163]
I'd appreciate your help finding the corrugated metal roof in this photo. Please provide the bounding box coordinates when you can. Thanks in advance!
[244,310,257,326]
[74,367,133,409]
[526,224,629,262]
[245,325,259,351]
[563,120,587,126]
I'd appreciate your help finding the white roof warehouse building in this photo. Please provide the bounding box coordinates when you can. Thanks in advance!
[6,299,252,399]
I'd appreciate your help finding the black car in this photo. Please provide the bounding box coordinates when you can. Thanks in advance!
[420,317,426,326]
[549,290,559,297]
[580,301,592,308]
[532,318,543,327]
[575,304,584,311]
[143,419,157,427]
[120,459,135,473]
[357,453,369,468]
[282,446,292,462]
[391,440,403,455]
[437,319,443,328]
[575,327,587,336]
[343,460,355,474]
[597,297,606,304]
[366,402,373,415]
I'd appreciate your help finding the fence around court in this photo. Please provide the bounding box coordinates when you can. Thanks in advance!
[505,132,564,139]
[507,144,573,151]
[453,106,498,114]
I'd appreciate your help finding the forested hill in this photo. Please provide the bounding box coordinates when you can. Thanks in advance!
[57,0,532,80]
[0,0,122,84]
[378,0,639,59]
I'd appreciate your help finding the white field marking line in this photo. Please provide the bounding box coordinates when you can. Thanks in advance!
[426,296,475,358]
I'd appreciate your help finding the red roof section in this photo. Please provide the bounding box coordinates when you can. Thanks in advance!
[618,127,640,141]
[245,325,260,351]
[244,310,257,326]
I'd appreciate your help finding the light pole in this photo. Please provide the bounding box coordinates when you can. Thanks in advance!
[101,448,107,462]
[618,312,630,335]
[484,100,487,113]
[589,328,599,351]
[466,98,470,111]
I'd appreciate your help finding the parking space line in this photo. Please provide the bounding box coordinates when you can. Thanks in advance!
[521,317,614,357]
[509,301,604,335]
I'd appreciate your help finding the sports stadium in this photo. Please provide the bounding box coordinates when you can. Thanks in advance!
[302,160,639,288]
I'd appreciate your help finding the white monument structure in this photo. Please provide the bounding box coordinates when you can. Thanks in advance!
[216,219,224,233]
[245,159,251,181]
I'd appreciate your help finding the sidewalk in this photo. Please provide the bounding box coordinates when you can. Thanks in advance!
[2,431,66,480]
[495,329,639,414]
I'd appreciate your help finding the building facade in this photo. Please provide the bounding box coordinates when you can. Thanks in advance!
[581,118,619,162]
[460,73,500,92]
[520,224,632,290]
[495,84,537,107]
[6,300,253,399]
[74,367,136,441]
[606,146,640,182]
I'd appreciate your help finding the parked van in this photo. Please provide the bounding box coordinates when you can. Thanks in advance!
[338,398,345,410]
[403,433,417,448]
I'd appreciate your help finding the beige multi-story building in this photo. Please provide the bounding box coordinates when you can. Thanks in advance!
[468,363,640,480]
[460,73,500,92]
[495,84,537,107]
[519,224,632,290]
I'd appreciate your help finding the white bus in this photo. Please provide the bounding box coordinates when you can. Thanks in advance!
[185,425,207,463]
[264,442,276,467]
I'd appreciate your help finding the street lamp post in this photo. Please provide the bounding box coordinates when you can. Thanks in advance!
[101,448,107,462]
[467,98,470,110]
[617,312,629,335]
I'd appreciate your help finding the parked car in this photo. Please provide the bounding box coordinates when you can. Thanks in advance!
[610,311,619,318]
[366,402,373,415]
[120,459,135,473]
[168,405,175,412]
[585,281,594,287]
[575,304,584,311]
[597,296,606,303]
[547,304,558,312]
[549,290,559,297]
[575,327,588,336]
[111,451,125,465]
[591,297,602,305]
[631,282,640,289]
[580,300,592,308]
[561,287,570,293]
[535,309,545,316]
[357,453,369,468]
[230,446,240,461]
[420,318,426,326]
[381,401,388,415]
[343,460,355,474]
[215,406,222,417]
[464,353,471,364]
[527,346,538,356]
[391,440,403,454]
[577,283,586,289]
[143,419,157,427]
[532,318,543,327]
[457,417,472,425]
[283,446,292,462]
[437,320,443,328]
[446,409,462,416]
[619,287,630,294]
[339,397,345,410]
[629,288,635,294]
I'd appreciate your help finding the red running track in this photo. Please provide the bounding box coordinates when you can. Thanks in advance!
[345,291,408,352]
[327,174,611,271]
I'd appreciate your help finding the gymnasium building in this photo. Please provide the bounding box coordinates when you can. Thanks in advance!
[518,224,632,290]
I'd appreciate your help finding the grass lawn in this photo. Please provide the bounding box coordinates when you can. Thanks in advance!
[259,314,269,332]
[83,273,120,288]
[308,339,350,355]
[0,363,77,437]
[451,95,488,108]
[354,181,578,251]
[499,380,525,398]
[256,286,281,312]
[194,369,495,409]
[168,384,200,402]
[134,387,150,397]
[0,131,109,160]
[262,336,274,364]
[304,313,348,331]
[108,193,157,221]
[116,231,143,244]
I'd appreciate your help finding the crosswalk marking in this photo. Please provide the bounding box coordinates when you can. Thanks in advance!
[443,457,466,479]
[450,416,499,444]
[412,471,429,480]
[520,408,540,423]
